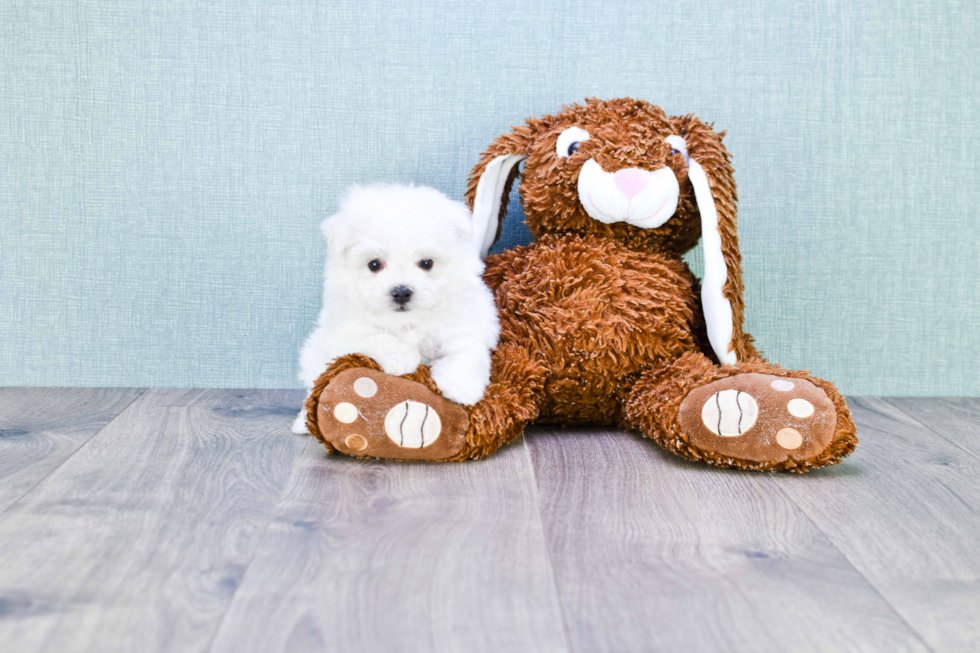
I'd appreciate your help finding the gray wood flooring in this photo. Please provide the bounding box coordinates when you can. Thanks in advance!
[0,389,977,652]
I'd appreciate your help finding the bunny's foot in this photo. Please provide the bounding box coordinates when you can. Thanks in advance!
[625,352,857,472]
[678,373,844,467]
[305,345,546,462]
[309,366,470,461]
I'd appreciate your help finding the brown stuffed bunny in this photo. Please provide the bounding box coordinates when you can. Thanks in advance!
[304,98,857,472]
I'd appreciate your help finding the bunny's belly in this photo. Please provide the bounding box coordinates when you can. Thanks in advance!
[486,233,702,425]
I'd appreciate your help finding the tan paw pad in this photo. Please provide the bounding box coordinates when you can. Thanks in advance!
[345,434,368,451]
[333,402,359,423]
[787,398,815,418]
[316,368,469,461]
[353,376,377,398]
[679,373,837,464]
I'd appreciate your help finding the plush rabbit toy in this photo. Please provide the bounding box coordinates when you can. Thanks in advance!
[304,98,858,472]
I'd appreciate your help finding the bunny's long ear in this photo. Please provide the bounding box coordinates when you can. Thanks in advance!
[668,116,748,365]
[464,124,534,258]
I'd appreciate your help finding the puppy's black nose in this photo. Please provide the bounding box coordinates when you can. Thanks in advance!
[391,286,413,305]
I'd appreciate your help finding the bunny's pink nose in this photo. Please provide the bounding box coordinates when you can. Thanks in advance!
[613,168,649,199]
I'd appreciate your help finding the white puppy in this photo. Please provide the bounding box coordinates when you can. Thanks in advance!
[292,184,500,434]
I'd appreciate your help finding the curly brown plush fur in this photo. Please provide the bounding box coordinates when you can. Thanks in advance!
[467,100,757,362]
[307,98,857,472]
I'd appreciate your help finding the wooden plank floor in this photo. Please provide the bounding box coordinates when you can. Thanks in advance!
[0,390,977,652]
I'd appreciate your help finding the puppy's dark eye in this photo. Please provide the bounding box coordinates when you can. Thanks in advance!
[368,259,384,272]
[567,142,580,157]
[670,148,679,157]
[418,259,433,271]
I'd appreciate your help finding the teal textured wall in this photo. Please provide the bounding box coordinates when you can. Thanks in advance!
[1,0,978,395]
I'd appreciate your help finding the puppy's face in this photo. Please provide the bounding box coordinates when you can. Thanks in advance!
[323,185,481,317]
[340,238,454,315]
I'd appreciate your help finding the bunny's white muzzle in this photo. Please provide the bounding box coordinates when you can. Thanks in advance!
[577,159,679,229]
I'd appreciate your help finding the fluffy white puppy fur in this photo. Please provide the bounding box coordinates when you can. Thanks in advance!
[292,184,500,434]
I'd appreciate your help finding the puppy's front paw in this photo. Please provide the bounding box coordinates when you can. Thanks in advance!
[291,409,310,434]
[376,349,422,377]
[431,363,489,406]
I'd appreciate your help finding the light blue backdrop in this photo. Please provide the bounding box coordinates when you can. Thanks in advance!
[1,0,978,395]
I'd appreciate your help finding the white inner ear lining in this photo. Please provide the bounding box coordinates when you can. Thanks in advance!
[489,158,518,253]
[675,133,737,366]
[471,154,526,258]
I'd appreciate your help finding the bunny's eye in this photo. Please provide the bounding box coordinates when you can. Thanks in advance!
[665,135,689,164]
[368,259,384,272]
[556,126,591,159]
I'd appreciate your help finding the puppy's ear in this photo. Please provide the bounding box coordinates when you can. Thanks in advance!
[464,123,535,258]
[320,213,352,260]
[667,115,749,365]
[443,197,476,245]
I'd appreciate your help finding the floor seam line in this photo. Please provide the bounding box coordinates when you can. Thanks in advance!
[877,397,980,465]
[0,387,149,521]
[202,433,312,653]
[762,474,937,653]
[522,429,576,653]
